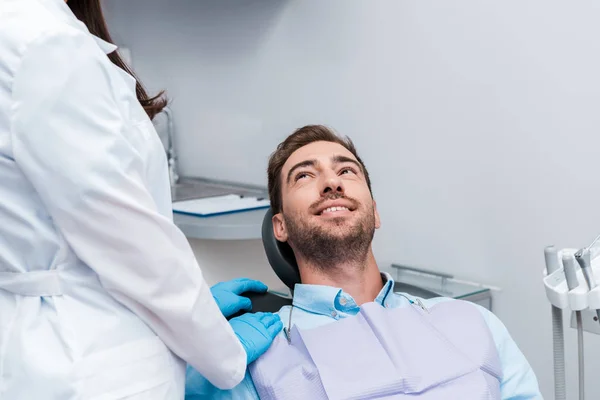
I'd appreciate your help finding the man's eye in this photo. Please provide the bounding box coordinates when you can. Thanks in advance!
[340,168,356,175]
[295,173,309,181]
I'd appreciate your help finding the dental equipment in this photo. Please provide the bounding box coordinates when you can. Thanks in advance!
[562,253,584,400]
[575,248,600,325]
[543,239,600,400]
[544,246,566,400]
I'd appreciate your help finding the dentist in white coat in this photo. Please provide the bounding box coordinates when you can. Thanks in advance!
[0,0,281,398]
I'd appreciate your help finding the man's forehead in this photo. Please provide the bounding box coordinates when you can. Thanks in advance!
[282,141,358,173]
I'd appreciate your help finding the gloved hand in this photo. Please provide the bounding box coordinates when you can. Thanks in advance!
[230,312,283,365]
[210,278,268,318]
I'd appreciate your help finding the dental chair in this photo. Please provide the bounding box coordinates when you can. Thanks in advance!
[228,209,439,319]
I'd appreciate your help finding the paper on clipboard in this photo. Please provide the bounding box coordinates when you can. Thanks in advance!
[172,194,270,217]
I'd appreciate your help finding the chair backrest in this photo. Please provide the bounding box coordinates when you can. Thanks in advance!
[226,208,297,319]
[261,208,301,291]
[226,290,293,320]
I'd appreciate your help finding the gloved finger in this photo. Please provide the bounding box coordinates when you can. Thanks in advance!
[226,296,252,315]
[257,312,273,322]
[259,313,281,328]
[228,278,269,295]
[268,320,284,338]
[213,278,249,292]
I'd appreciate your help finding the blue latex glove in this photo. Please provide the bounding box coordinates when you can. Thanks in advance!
[230,312,283,365]
[210,278,268,318]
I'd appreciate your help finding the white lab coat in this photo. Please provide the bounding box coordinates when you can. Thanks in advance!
[0,0,246,398]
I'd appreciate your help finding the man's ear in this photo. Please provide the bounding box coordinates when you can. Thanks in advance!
[373,200,381,229]
[272,213,288,242]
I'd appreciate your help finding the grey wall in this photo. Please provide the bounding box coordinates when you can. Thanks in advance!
[104,1,600,397]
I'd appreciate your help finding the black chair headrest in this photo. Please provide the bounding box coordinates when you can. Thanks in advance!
[261,208,301,291]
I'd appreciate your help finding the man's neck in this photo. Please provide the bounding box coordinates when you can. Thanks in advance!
[297,250,383,306]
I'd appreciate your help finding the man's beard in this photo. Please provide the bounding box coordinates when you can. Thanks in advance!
[284,198,376,271]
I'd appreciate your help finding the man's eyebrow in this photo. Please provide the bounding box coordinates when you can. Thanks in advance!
[286,159,316,184]
[332,155,362,172]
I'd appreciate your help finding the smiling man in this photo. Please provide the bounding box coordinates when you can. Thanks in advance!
[267,127,383,306]
[185,125,542,399]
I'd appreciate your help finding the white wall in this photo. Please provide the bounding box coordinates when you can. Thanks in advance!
[104,1,600,397]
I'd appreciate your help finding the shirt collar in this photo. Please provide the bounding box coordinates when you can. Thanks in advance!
[292,272,396,318]
[40,0,118,55]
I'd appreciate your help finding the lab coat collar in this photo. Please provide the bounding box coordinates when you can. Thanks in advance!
[292,272,396,317]
[39,0,118,55]
[92,36,119,55]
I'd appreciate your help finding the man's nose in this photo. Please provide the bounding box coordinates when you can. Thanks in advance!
[321,171,344,195]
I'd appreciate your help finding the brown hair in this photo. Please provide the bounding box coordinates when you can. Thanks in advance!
[267,125,372,214]
[68,0,167,120]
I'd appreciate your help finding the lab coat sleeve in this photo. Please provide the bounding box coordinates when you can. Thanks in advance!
[185,365,260,400]
[476,306,542,400]
[10,30,246,389]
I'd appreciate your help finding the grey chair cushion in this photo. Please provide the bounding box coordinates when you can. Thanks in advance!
[261,208,300,291]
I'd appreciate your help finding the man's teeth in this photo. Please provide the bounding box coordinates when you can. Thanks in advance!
[322,206,349,214]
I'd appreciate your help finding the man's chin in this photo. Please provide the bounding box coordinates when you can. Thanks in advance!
[325,216,350,226]
[313,222,357,238]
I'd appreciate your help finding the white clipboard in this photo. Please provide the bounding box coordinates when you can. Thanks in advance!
[172,194,270,217]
